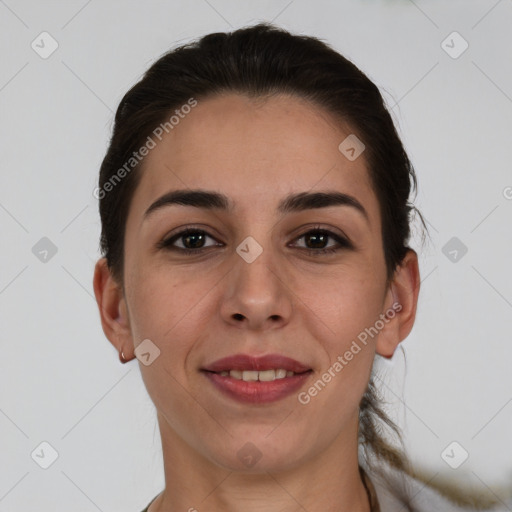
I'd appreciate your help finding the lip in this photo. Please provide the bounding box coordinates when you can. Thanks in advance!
[201,353,313,404]
[202,370,313,404]
[202,353,312,373]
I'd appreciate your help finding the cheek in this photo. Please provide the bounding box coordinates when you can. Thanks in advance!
[125,265,217,364]
[299,275,381,407]
[300,272,383,401]
[296,265,385,341]
[124,270,209,414]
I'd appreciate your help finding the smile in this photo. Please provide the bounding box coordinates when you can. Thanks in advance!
[215,369,301,381]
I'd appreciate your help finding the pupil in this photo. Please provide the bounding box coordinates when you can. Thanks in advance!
[184,233,204,248]
[307,233,326,249]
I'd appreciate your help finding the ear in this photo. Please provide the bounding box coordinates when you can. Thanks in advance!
[93,258,134,360]
[376,249,420,359]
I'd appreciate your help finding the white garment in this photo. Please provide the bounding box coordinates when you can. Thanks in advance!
[368,464,512,511]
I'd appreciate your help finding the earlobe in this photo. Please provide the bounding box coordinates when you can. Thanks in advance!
[92,258,134,360]
[376,249,420,359]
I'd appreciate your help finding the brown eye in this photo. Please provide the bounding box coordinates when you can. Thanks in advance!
[291,227,352,256]
[157,228,221,254]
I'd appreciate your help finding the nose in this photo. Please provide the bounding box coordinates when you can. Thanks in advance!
[219,239,293,331]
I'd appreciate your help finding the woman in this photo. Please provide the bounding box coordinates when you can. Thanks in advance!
[92,23,511,511]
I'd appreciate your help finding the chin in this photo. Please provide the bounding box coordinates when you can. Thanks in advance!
[205,436,307,474]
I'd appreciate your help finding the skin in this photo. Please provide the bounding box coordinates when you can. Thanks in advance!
[93,92,420,512]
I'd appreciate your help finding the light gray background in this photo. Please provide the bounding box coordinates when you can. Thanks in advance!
[1,1,511,511]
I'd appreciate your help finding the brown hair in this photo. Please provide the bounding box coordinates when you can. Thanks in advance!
[97,22,500,509]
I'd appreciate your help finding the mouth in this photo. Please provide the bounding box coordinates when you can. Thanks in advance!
[202,368,313,382]
[200,353,313,404]
[202,353,312,374]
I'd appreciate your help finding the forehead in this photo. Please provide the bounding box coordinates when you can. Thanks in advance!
[129,92,378,225]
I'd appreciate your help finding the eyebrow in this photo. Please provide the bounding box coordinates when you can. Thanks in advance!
[144,189,369,223]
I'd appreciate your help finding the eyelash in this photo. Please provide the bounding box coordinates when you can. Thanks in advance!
[156,225,352,256]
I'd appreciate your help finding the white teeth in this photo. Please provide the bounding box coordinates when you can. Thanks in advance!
[229,370,243,379]
[219,369,297,381]
[242,370,259,382]
[258,370,276,382]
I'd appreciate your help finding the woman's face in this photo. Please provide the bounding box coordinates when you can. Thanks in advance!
[119,92,396,472]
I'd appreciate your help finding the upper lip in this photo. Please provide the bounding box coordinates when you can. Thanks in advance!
[202,354,312,373]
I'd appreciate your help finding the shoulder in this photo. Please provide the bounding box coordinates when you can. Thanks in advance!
[367,463,512,512]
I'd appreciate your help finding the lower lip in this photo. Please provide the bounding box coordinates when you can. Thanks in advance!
[202,370,313,404]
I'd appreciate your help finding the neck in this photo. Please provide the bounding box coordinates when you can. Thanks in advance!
[149,411,371,512]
